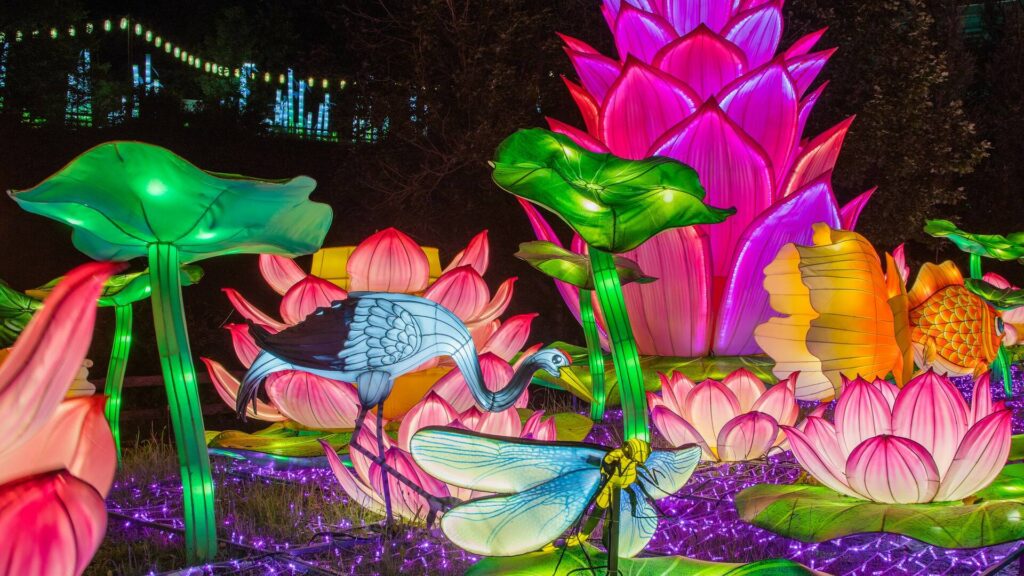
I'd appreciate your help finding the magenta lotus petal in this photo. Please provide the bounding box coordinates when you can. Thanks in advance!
[796,82,828,140]
[280,275,348,325]
[564,45,621,102]
[547,116,608,152]
[839,187,876,231]
[984,272,1024,326]
[654,26,746,100]
[784,27,828,59]
[601,59,698,158]
[719,63,798,182]
[202,357,286,422]
[713,178,841,354]
[781,116,854,197]
[659,1,733,36]
[722,3,782,69]
[264,371,361,429]
[782,370,1013,503]
[225,323,261,368]
[651,368,799,461]
[893,244,910,285]
[613,4,676,63]
[786,49,835,97]
[348,227,431,293]
[259,254,306,296]
[970,373,994,425]
[0,471,107,576]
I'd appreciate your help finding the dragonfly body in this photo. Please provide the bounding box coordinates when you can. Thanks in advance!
[595,439,650,509]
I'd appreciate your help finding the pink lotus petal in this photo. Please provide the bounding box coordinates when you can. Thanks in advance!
[0,471,107,576]
[600,58,699,159]
[683,379,742,445]
[201,357,286,422]
[521,410,556,441]
[265,371,361,429]
[795,82,828,147]
[442,230,490,276]
[0,261,118,452]
[655,0,733,36]
[280,275,348,325]
[713,177,841,354]
[398,391,459,451]
[870,378,900,411]
[651,101,773,284]
[612,4,677,63]
[935,409,1012,501]
[800,415,845,470]
[564,46,621,103]
[653,25,747,101]
[840,188,876,231]
[722,2,783,69]
[259,254,306,296]
[467,277,517,327]
[984,272,1013,289]
[0,396,114,497]
[349,417,390,486]
[722,368,767,412]
[225,323,261,368]
[458,406,522,438]
[717,412,779,461]
[720,63,799,183]
[547,117,610,152]
[782,424,862,498]
[620,227,713,356]
[784,27,828,58]
[347,228,430,293]
[658,370,696,416]
[651,405,713,459]
[424,266,490,322]
[751,374,799,427]
[781,116,854,197]
[480,314,537,362]
[430,353,515,413]
[558,32,599,54]
[320,438,386,514]
[892,370,969,476]
[369,448,449,521]
[846,435,940,504]
[984,273,1024,324]
[561,78,601,136]
[222,288,287,332]
[786,49,835,97]
[834,377,892,458]
[892,244,910,285]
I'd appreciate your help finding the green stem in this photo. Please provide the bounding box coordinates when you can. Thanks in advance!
[580,288,607,421]
[148,243,217,562]
[589,247,649,442]
[606,487,620,575]
[995,344,1014,398]
[970,254,982,280]
[104,303,133,466]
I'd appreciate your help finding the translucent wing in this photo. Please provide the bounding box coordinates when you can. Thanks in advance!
[637,444,702,501]
[410,427,606,493]
[441,468,602,556]
[617,484,658,558]
[339,295,421,371]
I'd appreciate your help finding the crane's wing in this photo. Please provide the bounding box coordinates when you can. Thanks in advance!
[637,444,702,501]
[441,468,602,557]
[249,300,353,372]
[338,295,421,371]
[410,427,606,493]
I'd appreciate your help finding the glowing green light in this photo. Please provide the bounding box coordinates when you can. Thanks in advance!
[146,179,167,196]
[165,43,171,53]
[119,17,128,30]
[104,20,112,32]
[50,28,58,39]
[581,199,601,212]
[196,230,216,240]
[134,23,143,35]
[145,30,153,42]
[340,80,347,89]
[68,26,76,37]
[278,73,285,84]
[66,217,83,225]
[86,23,94,34]
[322,79,329,89]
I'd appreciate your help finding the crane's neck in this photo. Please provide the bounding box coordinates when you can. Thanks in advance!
[450,344,537,412]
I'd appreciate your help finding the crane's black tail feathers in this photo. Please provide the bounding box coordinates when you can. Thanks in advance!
[236,349,291,420]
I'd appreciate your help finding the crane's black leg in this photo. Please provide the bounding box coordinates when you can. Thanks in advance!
[376,400,394,530]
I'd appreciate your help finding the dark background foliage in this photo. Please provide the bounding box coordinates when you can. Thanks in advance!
[1,0,1022,390]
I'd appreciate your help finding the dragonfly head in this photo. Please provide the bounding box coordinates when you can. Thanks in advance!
[622,439,651,464]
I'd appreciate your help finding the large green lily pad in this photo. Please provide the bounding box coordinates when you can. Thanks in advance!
[206,423,354,458]
[924,220,1024,263]
[515,240,656,290]
[466,544,818,576]
[965,278,1024,311]
[28,265,204,307]
[534,343,776,405]
[735,463,1024,548]
[0,280,42,347]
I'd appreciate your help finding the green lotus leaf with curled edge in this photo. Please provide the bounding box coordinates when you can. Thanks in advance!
[532,341,777,405]
[492,129,734,253]
[964,278,1024,311]
[10,141,333,263]
[515,240,657,289]
[0,280,42,347]
[735,462,1024,548]
[28,265,204,307]
[924,220,1024,263]
[466,543,819,576]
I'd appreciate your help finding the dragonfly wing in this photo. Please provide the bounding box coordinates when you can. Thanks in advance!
[410,427,606,493]
[638,444,702,500]
[441,468,602,557]
[617,484,658,558]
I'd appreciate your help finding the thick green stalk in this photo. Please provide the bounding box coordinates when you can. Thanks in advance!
[606,487,621,574]
[148,243,217,562]
[104,303,133,465]
[995,345,1014,397]
[970,254,983,280]
[579,288,607,421]
[589,247,648,442]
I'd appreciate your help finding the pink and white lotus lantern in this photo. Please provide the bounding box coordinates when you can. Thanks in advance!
[783,371,1012,503]
[525,0,874,358]
[649,368,803,461]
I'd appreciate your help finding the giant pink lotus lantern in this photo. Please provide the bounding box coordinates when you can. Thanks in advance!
[206,228,536,425]
[783,371,1012,503]
[526,0,873,358]
[0,261,118,575]
[649,368,805,461]
[321,390,556,522]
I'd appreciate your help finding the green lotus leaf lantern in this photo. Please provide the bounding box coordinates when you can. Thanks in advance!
[10,141,332,561]
[925,220,1024,264]
[514,240,656,290]
[965,278,1024,311]
[493,128,733,442]
[0,280,42,347]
